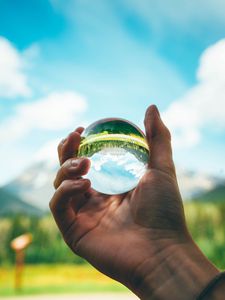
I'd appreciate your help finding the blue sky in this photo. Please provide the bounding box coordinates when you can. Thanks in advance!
[0,0,225,185]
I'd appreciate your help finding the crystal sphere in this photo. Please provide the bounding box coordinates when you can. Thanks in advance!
[77,118,149,195]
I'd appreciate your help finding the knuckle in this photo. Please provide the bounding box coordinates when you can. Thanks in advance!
[61,163,70,178]
[63,158,83,176]
[61,158,77,177]
[59,179,81,195]
[59,180,70,194]
[56,181,70,199]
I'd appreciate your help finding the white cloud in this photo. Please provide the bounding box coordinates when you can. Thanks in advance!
[162,39,225,148]
[0,37,31,98]
[0,91,87,142]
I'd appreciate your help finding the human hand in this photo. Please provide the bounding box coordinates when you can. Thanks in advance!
[50,105,219,299]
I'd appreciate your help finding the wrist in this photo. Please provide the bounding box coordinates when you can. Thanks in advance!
[129,236,219,300]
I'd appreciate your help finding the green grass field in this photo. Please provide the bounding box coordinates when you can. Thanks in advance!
[0,264,128,296]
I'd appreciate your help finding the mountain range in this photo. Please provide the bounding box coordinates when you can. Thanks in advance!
[0,186,43,216]
[0,159,224,216]
[192,183,225,202]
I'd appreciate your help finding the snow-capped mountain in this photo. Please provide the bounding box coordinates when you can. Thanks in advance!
[0,186,43,216]
[4,160,57,211]
[176,168,222,200]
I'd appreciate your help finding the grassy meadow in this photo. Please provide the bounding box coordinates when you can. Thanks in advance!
[0,264,127,296]
[0,200,225,296]
[78,133,149,163]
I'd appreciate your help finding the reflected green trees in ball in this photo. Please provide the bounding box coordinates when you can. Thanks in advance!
[77,118,149,195]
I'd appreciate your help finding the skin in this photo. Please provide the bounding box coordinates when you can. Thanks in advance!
[50,105,223,299]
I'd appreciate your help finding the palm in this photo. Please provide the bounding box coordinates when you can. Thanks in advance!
[72,169,183,238]
[65,168,185,283]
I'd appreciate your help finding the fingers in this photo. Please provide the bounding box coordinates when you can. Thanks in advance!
[144,105,175,176]
[58,127,85,165]
[54,157,91,189]
[49,178,91,234]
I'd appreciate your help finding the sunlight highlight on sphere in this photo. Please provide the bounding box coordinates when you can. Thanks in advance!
[77,118,149,195]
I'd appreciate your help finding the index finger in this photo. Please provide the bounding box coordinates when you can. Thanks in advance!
[58,127,84,165]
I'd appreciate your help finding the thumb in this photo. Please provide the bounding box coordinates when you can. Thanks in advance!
[144,105,175,177]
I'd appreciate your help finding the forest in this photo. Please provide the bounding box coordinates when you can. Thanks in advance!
[1,200,225,270]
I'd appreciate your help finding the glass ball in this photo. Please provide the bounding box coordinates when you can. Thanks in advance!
[77,118,149,195]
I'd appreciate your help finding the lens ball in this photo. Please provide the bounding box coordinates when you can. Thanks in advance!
[77,118,149,195]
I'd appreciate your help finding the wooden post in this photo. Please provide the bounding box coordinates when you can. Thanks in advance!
[10,233,32,292]
[14,249,25,290]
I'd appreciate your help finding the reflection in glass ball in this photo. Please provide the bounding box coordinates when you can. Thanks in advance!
[77,118,149,195]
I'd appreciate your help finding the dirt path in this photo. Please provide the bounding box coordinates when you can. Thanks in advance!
[2,293,139,300]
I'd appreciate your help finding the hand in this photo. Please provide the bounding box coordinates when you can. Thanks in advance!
[50,105,219,299]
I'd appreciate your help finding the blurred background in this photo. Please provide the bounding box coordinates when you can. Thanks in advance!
[0,0,225,299]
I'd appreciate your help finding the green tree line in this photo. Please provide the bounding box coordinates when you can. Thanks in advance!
[0,214,86,265]
[79,139,149,163]
[0,201,225,269]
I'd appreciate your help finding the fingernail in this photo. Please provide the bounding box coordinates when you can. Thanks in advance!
[150,105,160,117]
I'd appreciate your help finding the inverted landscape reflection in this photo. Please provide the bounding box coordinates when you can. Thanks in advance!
[78,118,149,195]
